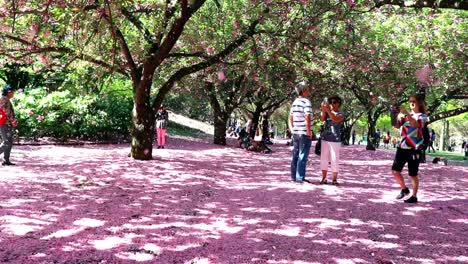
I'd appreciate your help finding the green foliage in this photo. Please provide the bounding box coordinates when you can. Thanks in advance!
[168,122,208,138]
[14,88,132,141]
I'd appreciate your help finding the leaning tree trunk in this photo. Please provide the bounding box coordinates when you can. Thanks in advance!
[249,109,263,138]
[213,113,229,145]
[366,110,377,151]
[130,83,155,160]
[341,121,351,145]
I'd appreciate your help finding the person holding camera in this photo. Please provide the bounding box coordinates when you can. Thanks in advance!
[0,86,18,166]
[391,94,427,203]
[289,81,313,183]
[319,96,345,185]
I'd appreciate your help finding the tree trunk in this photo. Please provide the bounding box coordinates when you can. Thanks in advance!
[341,122,351,145]
[249,109,262,138]
[213,113,228,145]
[130,83,155,160]
[444,119,450,150]
[366,110,377,151]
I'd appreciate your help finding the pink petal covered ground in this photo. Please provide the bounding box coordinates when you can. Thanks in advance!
[0,136,467,264]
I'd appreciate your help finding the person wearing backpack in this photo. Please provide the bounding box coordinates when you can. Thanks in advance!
[391,94,427,203]
[0,86,18,166]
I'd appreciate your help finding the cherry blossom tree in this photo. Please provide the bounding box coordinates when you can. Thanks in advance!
[0,0,266,160]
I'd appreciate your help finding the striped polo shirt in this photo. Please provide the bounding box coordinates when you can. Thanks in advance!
[289,97,313,135]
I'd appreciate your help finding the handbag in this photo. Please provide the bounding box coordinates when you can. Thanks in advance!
[315,137,321,155]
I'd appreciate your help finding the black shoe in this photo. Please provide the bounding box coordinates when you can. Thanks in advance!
[162,146,165,149]
[404,196,418,203]
[157,146,161,149]
[2,161,16,166]
[396,188,410,199]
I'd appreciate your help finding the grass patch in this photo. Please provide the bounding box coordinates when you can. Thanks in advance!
[426,150,466,161]
[167,122,210,138]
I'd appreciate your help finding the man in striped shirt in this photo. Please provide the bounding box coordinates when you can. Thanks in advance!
[289,81,313,183]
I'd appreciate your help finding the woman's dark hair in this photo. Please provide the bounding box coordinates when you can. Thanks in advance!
[2,85,13,96]
[410,94,427,114]
[327,95,342,105]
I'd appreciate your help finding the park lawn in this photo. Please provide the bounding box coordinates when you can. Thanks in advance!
[426,150,466,161]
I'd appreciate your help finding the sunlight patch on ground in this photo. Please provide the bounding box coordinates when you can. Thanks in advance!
[440,256,468,262]
[257,225,301,237]
[173,242,200,251]
[303,218,345,230]
[241,207,277,213]
[184,257,210,264]
[92,236,132,250]
[368,191,400,204]
[334,258,368,264]
[448,218,468,224]
[0,198,36,207]
[355,238,399,249]
[267,260,321,264]
[116,251,154,262]
[42,227,84,239]
[74,217,106,227]
[0,215,49,235]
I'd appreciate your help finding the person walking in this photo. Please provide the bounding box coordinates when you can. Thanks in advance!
[391,94,427,203]
[320,96,345,185]
[155,104,169,149]
[289,81,313,183]
[0,86,18,166]
[351,129,356,145]
[427,129,436,153]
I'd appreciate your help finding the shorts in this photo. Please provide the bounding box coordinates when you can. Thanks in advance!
[391,148,421,177]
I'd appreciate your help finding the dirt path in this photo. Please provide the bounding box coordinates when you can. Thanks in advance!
[0,138,467,263]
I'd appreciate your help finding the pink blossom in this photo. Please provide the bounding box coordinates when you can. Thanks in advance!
[206,46,215,55]
[415,64,432,85]
[37,115,45,122]
[233,21,240,28]
[217,71,226,81]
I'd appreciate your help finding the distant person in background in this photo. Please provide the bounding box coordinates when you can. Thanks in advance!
[289,81,313,183]
[351,130,356,145]
[0,86,18,166]
[375,129,381,148]
[463,140,468,160]
[461,140,466,154]
[269,124,275,139]
[427,129,436,153]
[155,104,169,149]
[383,131,391,149]
[320,95,345,185]
[391,94,427,204]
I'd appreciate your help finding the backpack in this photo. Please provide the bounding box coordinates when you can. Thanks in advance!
[0,108,6,126]
[422,124,430,150]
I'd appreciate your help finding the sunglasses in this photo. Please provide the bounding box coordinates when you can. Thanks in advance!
[330,101,340,104]
[409,100,416,103]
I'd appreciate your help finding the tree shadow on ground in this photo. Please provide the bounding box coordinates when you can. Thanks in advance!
[0,139,467,263]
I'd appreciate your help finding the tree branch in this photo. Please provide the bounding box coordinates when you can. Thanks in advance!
[427,105,468,124]
[374,0,468,10]
[152,18,260,109]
